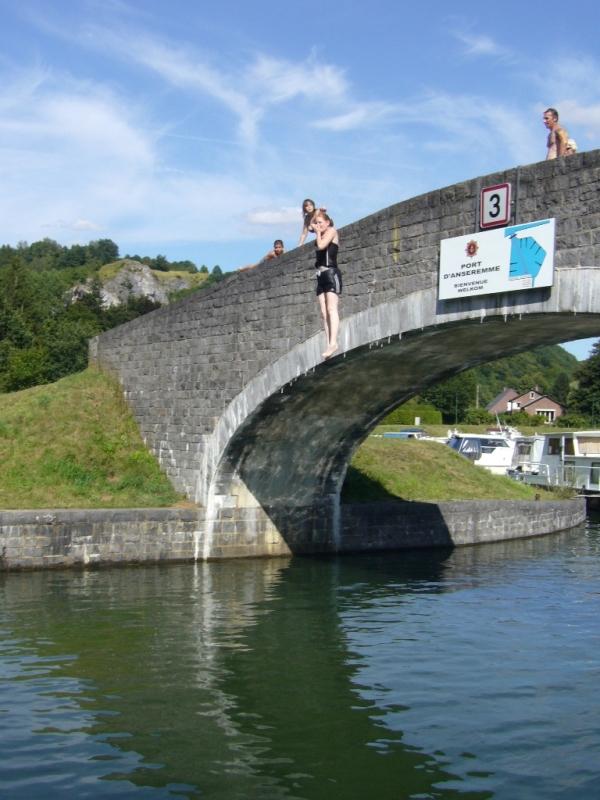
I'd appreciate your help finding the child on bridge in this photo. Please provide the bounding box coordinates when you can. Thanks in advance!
[299,198,327,246]
[314,211,341,359]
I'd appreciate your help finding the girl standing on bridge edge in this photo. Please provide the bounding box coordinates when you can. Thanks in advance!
[299,198,326,245]
[314,211,341,359]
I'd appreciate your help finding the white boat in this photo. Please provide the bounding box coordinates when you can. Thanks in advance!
[509,430,600,494]
[446,426,521,475]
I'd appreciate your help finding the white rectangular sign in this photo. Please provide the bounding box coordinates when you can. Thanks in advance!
[480,182,511,228]
[438,218,555,300]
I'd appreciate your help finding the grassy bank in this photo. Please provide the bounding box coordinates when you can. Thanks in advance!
[342,437,541,502]
[0,369,182,509]
[1,369,548,509]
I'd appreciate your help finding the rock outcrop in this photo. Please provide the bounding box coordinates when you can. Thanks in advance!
[70,260,201,308]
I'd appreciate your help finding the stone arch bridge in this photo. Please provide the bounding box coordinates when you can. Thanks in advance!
[91,150,600,557]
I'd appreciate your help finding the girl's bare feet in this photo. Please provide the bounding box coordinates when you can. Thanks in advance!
[322,343,338,359]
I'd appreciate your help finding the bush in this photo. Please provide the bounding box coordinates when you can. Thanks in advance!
[1,346,49,392]
[381,399,442,425]
[498,411,550,427]
[557,413,589,428]
[463,406,494,424]
[498,411,531,427]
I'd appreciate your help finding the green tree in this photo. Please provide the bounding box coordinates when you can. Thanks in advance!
[468,345,577,407]
[24,238,64,269]
[58,244,88,269]
[39,317,99,381]
[0,346,49,392]
[571,342,600,420]
[87,239,119,265]
[551,372,571,406]
[152,254,170,272]
[421,372,477,424]
[558,413,589,428]
[0,244,16,270]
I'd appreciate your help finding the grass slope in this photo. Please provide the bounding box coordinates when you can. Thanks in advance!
[342,438,540,502]
[1,370,548,510]
[0,368,183,509]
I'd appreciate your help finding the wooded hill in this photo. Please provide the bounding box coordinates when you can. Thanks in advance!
[469,345,577,406]
[0,238,224,393]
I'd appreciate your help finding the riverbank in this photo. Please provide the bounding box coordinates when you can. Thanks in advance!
[0,498,586,569]
[0,369,585,570]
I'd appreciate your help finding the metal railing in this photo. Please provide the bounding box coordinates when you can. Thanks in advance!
[511,461,600,491]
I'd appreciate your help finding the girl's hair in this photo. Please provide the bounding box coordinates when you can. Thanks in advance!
[302,198,318,230]
[314,211,334,227]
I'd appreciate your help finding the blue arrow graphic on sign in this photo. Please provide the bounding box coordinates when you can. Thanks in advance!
[504,219,550,286]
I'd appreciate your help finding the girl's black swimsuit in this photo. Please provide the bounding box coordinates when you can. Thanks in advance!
[315,241,342,296]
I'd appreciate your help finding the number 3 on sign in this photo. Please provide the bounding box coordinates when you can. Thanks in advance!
[480,183,511,229]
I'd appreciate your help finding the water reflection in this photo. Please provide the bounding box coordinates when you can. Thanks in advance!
[1,523,600,799]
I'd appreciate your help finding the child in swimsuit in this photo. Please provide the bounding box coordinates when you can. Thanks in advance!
[313,212,341,359]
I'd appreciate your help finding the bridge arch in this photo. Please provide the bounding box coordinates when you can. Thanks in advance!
[206,267,600,549]
[91,150,600,555]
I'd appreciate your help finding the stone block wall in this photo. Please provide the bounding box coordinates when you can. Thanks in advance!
[0,499,586,570]
[340,498,587,551]
[0,508,205,570]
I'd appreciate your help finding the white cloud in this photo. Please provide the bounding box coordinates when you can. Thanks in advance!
[245,207,299,226]
[453,30,509,58]
[79,25,263,147]
[77,28,354,147]
[557,100,600,139]
[524,56,600,144]
[312,102,396,132]
[543,57,600,105]
[39,20,384,146]
[43,219,103,232]
[386,91,539,166]
[0,68,268,245]
[246,54,348,104]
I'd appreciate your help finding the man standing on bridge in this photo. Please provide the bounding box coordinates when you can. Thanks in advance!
[543,108,569,159]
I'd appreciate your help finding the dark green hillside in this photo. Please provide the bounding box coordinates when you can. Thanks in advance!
[471,344,578,406]
[418,344,579,423]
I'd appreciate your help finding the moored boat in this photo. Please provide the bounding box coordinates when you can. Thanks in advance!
[509,430,600,495]
[446,426,521,475]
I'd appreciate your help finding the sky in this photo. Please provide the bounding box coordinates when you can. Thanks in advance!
[1,0,599,358]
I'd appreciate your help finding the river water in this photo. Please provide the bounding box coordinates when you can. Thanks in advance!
[2,518,600,800]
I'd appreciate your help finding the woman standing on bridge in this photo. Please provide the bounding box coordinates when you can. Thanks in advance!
[314,211,341,359]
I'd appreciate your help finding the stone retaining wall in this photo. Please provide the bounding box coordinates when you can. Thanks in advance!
[0,498,586,570]
[340,498,587,551]
[0,508,205,570]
